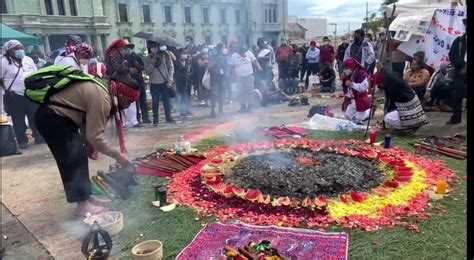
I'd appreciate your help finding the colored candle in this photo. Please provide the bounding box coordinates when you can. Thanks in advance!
[436,177,447,194]
[370,130,376,144]
[384,134,391,148]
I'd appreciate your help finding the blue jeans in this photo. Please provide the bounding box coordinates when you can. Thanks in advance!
[150,83,172,124]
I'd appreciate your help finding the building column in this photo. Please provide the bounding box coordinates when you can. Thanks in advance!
[43,35,51,53]
[64,0,71,15]
[94,34,104,58]
[85,34,92,45]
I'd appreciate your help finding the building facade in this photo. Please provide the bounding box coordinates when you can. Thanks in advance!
[105,0,289,50]
[289,15,327,39]
[1,0,288,57]
[0,0,111,57]
[287,23,307,41]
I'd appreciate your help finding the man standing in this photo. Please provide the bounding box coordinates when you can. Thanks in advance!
[319,36,335,71]
[344,29,375,72]
[144,41,176,126]
[446,18,467,125]
[299,44,308,82]
[1,40,43,149]
[229,44,261,113]
[124,45,150,124]
[276,39,292,82]
[336,37,349,77]
[305,40,320,89]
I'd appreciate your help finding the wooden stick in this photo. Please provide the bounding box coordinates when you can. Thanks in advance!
[413,143,465,159]
[416,141,466,157]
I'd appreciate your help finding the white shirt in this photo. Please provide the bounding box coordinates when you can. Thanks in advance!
[344,78,368,99]
[1,56,37,96]
[230,51,256,77]
[54,52,81,70]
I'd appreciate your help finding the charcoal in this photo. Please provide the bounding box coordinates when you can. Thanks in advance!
[224,149,385,199]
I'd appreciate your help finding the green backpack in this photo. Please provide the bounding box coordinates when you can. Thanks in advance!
[24,65,109,104]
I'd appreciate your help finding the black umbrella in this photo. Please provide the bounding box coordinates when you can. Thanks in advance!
[133,31,182,48]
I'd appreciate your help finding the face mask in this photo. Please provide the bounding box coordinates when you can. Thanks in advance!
[281,41,287,45]
[160,46,167,51]
[14,50,25,59]
[79,59,89,65]
[323,41,329,45]
[150,47,158,53]
[354,36,361,43]
[201,48,209,54]
[89,58,98,64]
[181,54,188,60]
[123,48,132,55]
[222,48,229,55]
[343,69,352,76]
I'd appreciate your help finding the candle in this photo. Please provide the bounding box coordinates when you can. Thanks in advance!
[370,130,376,144]
[436,176,447,194]
[384,134,391,148]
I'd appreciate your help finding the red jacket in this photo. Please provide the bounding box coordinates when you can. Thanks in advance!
[319,44,335,64]
[276,45,293,62]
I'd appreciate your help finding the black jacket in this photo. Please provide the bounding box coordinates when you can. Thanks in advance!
[449,34,467,72]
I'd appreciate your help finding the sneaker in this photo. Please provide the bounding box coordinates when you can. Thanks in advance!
[446,120,461,125]
[166,119,176,124]
[18,143,28,149]
[438,104,453,112]
[199,100,206,106]
[142,119,152,124]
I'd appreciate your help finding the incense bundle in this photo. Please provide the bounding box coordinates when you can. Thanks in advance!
[413,143,465,160]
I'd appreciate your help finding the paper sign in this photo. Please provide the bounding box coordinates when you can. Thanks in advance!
[389,9,436,40]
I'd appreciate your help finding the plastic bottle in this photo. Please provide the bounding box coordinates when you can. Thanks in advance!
[384,134,391,148]
[179,135,186,154]
[347,122,353,132]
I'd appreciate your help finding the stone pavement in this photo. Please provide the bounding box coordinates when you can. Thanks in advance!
[1,89,466,259]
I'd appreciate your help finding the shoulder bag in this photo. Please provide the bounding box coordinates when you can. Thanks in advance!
[3,64,21,115]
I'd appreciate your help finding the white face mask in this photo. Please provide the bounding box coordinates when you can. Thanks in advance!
[160,46,167,51]
[343,69,352,76]
[89,58,98,64]
[222,48,229,55]
[79,59,89,65]
[181,54,188,60]
[150,47,158,53]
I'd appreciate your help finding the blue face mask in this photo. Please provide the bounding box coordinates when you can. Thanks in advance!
[14,50,25,59]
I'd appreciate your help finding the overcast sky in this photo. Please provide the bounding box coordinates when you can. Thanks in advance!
[288,0,383,35]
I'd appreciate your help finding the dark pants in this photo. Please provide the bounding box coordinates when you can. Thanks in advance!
[413,87,426,101]
[175,76,190,116]
[305,63,320,88]
[300,63,307,81]
[392,62,405,78]
[426,85,452,106]
[278,61,290,80]
[9,93,43,145]
[34,105,90,203]
[150,83,172,124]
[210,79,224,114]
[136,79,149,122]
[449,78,466,123]
[337,61,344,78]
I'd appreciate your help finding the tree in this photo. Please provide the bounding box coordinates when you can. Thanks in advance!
[379,0,398,12]
[366,12,383,35]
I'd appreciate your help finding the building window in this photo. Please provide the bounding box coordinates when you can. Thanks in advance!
[57,0,65,15]
[205,36,212,45]
[264,4,277,24]
[202,7,209,24]
[44,0,53,15]
[1,0,7,13]
[221,36,228,45]
[235,9,241,24]
[164,5,172,23]
[220,9,226,24]
[118,3,128,22]
[142,5,151,22]
[69,0,77,16]
[184,6,192,23]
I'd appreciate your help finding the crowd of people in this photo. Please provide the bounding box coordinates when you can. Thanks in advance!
[0,19,467,214]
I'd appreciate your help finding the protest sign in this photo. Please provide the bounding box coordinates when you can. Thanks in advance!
[389,9,436,41]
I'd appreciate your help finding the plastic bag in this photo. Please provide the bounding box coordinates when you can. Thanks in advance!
[308,75,320,86]
[202,69,211,90]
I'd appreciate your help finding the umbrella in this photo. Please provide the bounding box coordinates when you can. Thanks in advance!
[133,31,182,48]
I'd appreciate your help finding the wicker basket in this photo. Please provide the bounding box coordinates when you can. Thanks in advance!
[84,211,123,236]
[131,240,163,260]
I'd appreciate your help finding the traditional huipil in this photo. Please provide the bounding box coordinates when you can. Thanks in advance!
[341,58,371,122]
[375,66,428,130]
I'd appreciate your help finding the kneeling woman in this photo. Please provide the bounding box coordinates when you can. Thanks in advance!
[374,61,428,131]
[341,58,371,123]
[34,72,137,217]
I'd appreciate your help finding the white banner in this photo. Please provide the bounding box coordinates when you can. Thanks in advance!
[389,9,436,41]
[398,7,466,70]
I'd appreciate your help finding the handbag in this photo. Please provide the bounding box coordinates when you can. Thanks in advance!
[202,69,211,90]
[3,65,21,115]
